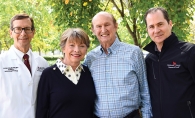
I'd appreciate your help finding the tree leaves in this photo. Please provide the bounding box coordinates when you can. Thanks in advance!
[108,0,195,48]
[0,0,194,53]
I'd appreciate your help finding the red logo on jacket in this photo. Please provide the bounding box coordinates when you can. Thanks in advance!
[167,61,180,68]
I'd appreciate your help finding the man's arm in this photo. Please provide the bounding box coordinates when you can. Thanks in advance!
[136,48,152,118]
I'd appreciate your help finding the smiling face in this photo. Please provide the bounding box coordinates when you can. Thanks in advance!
[146,10,172,50]
[63,39,87,67]
[92,12,118,49]
[10,18,35,53]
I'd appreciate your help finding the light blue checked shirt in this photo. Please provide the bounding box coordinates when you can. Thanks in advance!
[83,38,152,118]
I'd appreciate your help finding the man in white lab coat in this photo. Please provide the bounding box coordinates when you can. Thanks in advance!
[0,13,49,118]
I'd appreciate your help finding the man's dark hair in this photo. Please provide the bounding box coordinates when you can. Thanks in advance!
[144,7,170,26]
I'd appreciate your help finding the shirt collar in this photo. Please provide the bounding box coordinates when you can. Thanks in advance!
[11,45,31,61]
[99,38,120,55]
[56,58,84,74]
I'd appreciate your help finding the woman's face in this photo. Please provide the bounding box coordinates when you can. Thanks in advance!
[62,39,88,67]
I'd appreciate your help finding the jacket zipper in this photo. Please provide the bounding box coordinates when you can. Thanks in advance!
[152,62,156,79]
[187,101,194,118]
[158,59,163,118]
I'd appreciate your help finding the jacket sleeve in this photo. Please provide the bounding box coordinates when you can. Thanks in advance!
[188,45,195,83]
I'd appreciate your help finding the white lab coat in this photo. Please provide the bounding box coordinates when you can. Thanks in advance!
[0,46,49,118]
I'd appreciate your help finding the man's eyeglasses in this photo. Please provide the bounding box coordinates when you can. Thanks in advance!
[12,27,33,34]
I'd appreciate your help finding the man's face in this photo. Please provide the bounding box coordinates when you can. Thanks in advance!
[92,13,118,46]
[10,18,35,51]
[146,10,172,45]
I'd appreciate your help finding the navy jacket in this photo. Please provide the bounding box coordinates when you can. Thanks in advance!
[144,33,195,118]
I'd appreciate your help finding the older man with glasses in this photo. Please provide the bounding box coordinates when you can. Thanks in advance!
[0,13,49,118]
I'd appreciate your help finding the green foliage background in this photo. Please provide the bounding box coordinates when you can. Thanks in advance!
[0,0,195,54]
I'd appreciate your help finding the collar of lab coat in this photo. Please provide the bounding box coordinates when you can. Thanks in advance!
[9,45,40,78]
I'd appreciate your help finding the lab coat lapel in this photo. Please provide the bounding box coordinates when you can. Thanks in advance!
[9,47,31,79]
[30,53,38,79]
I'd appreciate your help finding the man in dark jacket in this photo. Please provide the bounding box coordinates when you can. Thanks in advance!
[143,7,195,118]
